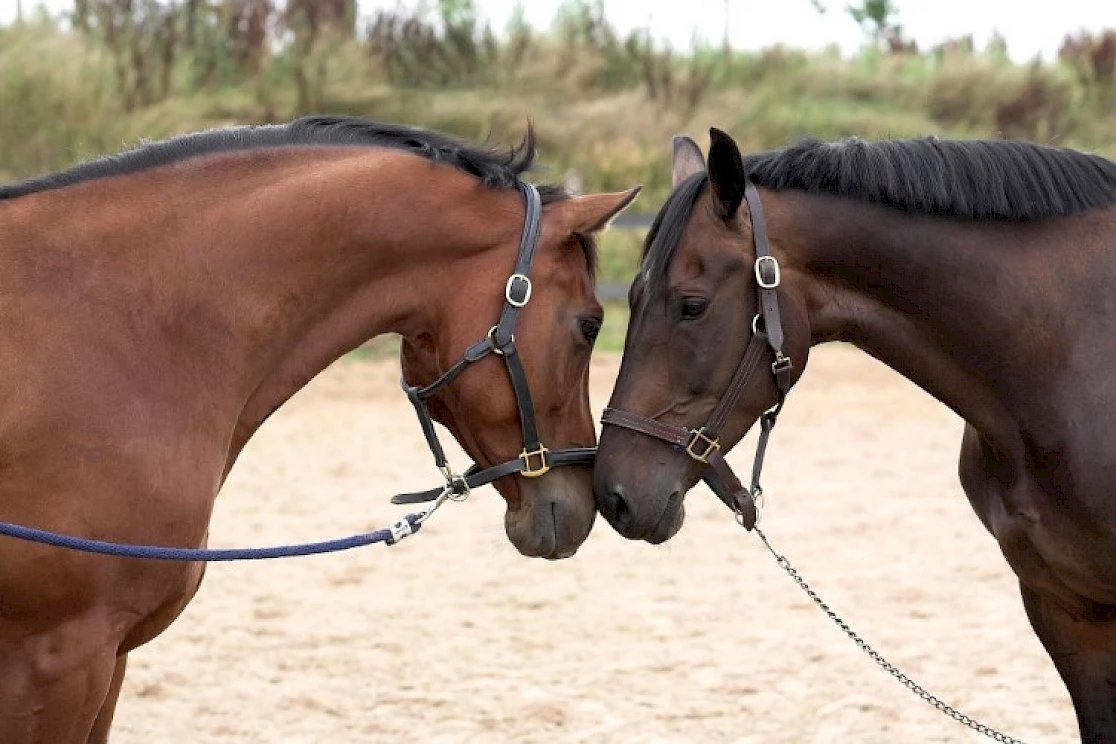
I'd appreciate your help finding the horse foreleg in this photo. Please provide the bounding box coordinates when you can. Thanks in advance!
[87,653,127,744]
[0,626,121,744]
[1021,583,1116,744]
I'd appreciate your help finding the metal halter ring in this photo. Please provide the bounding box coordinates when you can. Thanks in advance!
[487,325,513,356]
[505,273,532,308]
[772,351,793,375]
[755,255,781,289]
[439,465,471,501]
[736,497,763,528]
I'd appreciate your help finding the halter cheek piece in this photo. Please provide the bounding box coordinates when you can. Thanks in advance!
[391,182,596,506]
[600,181,793,530]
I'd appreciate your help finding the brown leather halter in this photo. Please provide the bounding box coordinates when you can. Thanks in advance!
[600,181,793,529]
[391,182,596,507]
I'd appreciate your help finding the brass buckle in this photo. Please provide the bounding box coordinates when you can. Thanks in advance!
[685,428,720,463]
[520,444,551,477]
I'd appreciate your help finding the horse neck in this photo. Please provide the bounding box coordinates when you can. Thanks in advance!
[225,152,524,459]
[775,190,1071,451]
[63,148,518,463]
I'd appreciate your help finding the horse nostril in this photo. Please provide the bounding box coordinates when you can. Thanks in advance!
[607,485,633,530]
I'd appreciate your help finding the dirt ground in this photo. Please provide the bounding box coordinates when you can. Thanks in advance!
[111,346,1076,743]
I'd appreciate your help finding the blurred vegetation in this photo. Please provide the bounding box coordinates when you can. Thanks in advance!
[2,1,1115,351]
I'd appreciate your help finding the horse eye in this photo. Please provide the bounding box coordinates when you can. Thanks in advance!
[579,317,602,343]
[680,297,708,320]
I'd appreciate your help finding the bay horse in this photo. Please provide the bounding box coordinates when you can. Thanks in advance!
[593,127,1116,742]
[0,115,638,743]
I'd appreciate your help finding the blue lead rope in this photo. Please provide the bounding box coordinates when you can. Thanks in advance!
[0,512,425,561]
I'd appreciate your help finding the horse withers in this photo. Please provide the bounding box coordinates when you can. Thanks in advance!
[0,116,638,743]
[593,127,1116,742]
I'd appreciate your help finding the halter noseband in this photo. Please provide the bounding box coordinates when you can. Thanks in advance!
[600,181,793,529]
[391,182,596,506]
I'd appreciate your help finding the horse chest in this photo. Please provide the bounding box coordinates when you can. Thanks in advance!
[962,433,1116,615]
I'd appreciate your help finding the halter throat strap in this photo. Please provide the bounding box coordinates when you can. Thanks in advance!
[600,180,793,529]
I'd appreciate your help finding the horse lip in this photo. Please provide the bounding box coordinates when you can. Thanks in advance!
[647,490,683,542]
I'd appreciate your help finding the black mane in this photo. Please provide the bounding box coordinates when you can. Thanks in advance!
[643,172,708,280]
[0,114,566,202]
[644,136,1116,275]
[742,136,1116,220]
[1,115,596,275]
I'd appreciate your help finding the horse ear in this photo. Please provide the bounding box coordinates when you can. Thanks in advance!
[707,127,746,218]
[560,186,642,234]
[671,135,706,187]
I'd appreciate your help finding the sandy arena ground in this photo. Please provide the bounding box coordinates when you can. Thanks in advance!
[111,346,1077,743]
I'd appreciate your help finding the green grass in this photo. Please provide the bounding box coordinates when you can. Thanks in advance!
[348,334,402,362]
[597,228,644,285]
[597,301,630,353]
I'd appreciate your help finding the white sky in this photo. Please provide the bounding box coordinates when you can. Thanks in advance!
[4,0,1116,63]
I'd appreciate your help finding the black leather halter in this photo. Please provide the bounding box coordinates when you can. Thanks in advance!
[600,181,793,529]
[392,182,596,506]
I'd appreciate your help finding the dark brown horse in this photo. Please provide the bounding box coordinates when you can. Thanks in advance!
[594,127,1116,742]
[0,115,638,743]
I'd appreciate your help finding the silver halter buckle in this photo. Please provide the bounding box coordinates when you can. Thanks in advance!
[505,273,532,307]
[754,255,781,289]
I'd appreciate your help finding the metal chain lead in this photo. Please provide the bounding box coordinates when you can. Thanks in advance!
[753,526,1028,744]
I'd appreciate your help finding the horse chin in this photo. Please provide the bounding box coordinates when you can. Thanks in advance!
[502,472,596,559]
[646,496,686,544]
